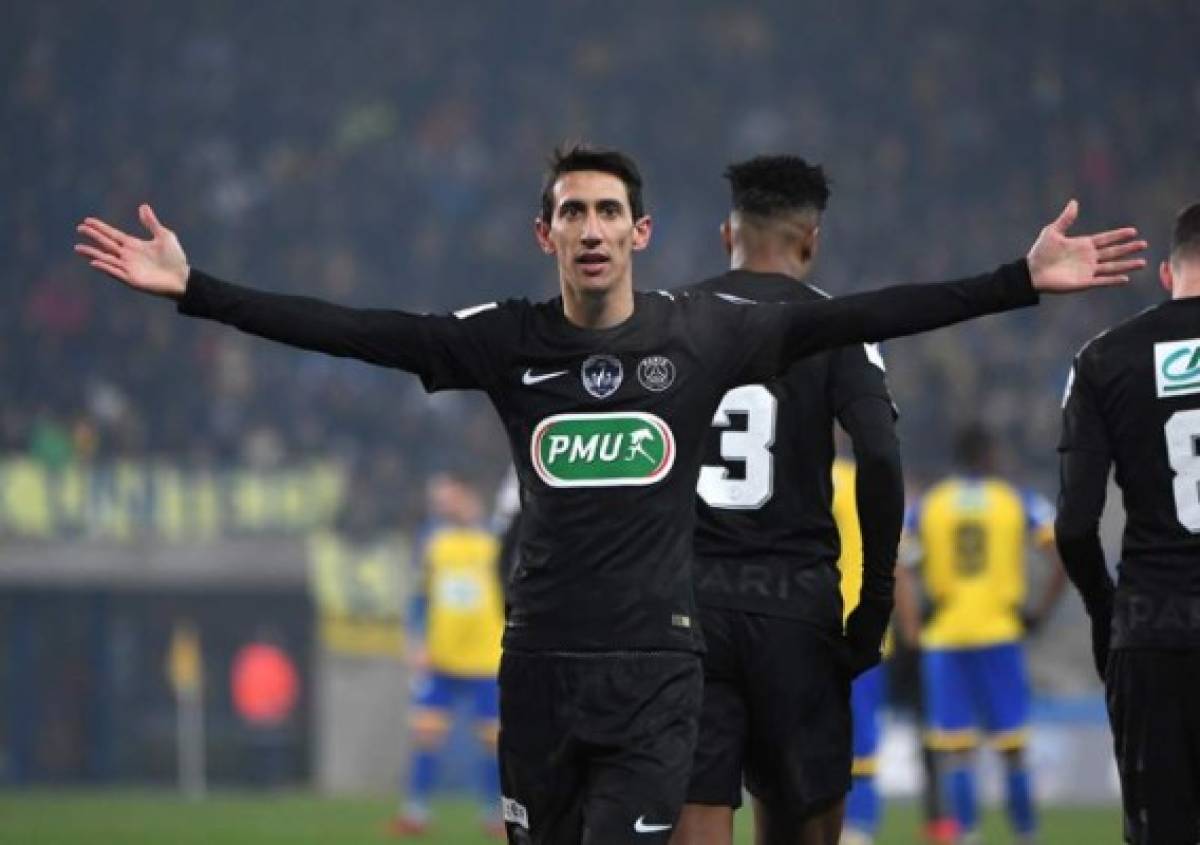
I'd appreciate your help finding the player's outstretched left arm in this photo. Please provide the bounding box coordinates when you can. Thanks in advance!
[1025,200,1147,292]
[75,204,190,298]
[736,200,1148,383]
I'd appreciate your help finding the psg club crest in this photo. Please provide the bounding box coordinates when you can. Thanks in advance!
[581,355,623,399]
[637,356,675,392]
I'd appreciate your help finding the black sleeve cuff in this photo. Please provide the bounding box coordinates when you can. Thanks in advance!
[1000,258,1039,307]
[177,268,222,317]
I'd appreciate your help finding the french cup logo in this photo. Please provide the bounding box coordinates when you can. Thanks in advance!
[532,412,675,487]
[581,354,623,399]
[1155,339,1200,398]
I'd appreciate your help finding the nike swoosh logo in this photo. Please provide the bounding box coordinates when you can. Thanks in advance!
[634,816,672,834]
[522,368,568,385]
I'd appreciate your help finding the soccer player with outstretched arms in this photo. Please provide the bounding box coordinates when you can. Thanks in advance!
[77,145,1143,844]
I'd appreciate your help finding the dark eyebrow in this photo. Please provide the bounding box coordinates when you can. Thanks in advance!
[556,199,587,217]
[555,198,629,217]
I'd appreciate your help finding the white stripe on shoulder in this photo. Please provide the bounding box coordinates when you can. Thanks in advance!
[863,342,887,372]
[715,292,758,305]
[1060,364,1076,408]
[453,302,498,320]
[653,290,676,301]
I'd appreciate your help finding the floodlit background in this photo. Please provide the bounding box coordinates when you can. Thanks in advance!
[2,1,1198,841]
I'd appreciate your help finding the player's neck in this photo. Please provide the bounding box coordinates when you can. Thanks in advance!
[1168,261,1200,300]
[731,251,811,282]
[561,284,635,330]
[1171,277,1200,300]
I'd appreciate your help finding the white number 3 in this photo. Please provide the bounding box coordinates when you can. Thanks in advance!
[1165,410,1200,533]
[698,384,778,510]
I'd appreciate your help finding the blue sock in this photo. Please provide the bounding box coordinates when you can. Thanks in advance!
[948,765,978,833]
[478,748,501,817]
[1005,766,1036,835]
[408,748,438,812]
[845,775,880,833]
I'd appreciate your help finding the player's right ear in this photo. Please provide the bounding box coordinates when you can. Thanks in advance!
[720,219,733,256]
[801,226,821,265]
[1160,260,1173,294]
[533,217,556,255]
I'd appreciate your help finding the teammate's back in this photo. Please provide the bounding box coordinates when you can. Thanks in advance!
[674,155,904,845]
[686,270,894,630]
[1056,201,1200,845]
[1064,301,1200,596]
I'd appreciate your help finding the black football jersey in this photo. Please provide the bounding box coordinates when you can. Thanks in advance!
[1061,298,1200,597]
[683,271,894,625]
[179,260,1034,652]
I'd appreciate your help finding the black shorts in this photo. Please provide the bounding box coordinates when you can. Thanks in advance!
[498,650,702,845]
[1106,649,1200,845]
[687,607,851,817]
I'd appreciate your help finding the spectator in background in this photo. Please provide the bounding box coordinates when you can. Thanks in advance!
[8,2,1193,495]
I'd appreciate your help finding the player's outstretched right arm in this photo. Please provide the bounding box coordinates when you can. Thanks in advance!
[75,206,504,387]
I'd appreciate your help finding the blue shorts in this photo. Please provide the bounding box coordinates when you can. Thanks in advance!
[922,641,1029,751]
[851,662,886,774]
[413,671,499,723]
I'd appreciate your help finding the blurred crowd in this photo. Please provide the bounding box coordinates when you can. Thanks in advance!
[4,0,1198,502]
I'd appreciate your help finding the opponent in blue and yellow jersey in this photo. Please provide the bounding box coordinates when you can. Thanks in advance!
[897,424,1065,845]
[908,475,1055,650]
[421,524,504,677]
[396,473,505,837]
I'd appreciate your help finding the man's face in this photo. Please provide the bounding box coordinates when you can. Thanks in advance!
[534,170,651,300]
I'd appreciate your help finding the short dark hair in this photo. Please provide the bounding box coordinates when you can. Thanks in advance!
[540,143,645,224]
[1170,202,1200,263]
[953,422,994,474]
[724,155,830,218]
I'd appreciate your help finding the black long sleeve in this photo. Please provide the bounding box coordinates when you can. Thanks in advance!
[772,259,1037,371]
[1055,448,1115,614]
[840,396,904,605]
[179,270,433,368]
[177,269,509,391]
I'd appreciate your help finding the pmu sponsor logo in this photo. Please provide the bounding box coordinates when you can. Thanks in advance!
[531,412,675,488]
[1155,339,1200,398]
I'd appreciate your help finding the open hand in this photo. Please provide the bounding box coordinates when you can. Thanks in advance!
[1027,200,1147,293]
[74,204,190,298]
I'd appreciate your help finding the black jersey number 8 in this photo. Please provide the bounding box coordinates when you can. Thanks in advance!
[697,384,778,510]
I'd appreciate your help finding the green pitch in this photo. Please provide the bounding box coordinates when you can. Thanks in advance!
[0,791,1121,844]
